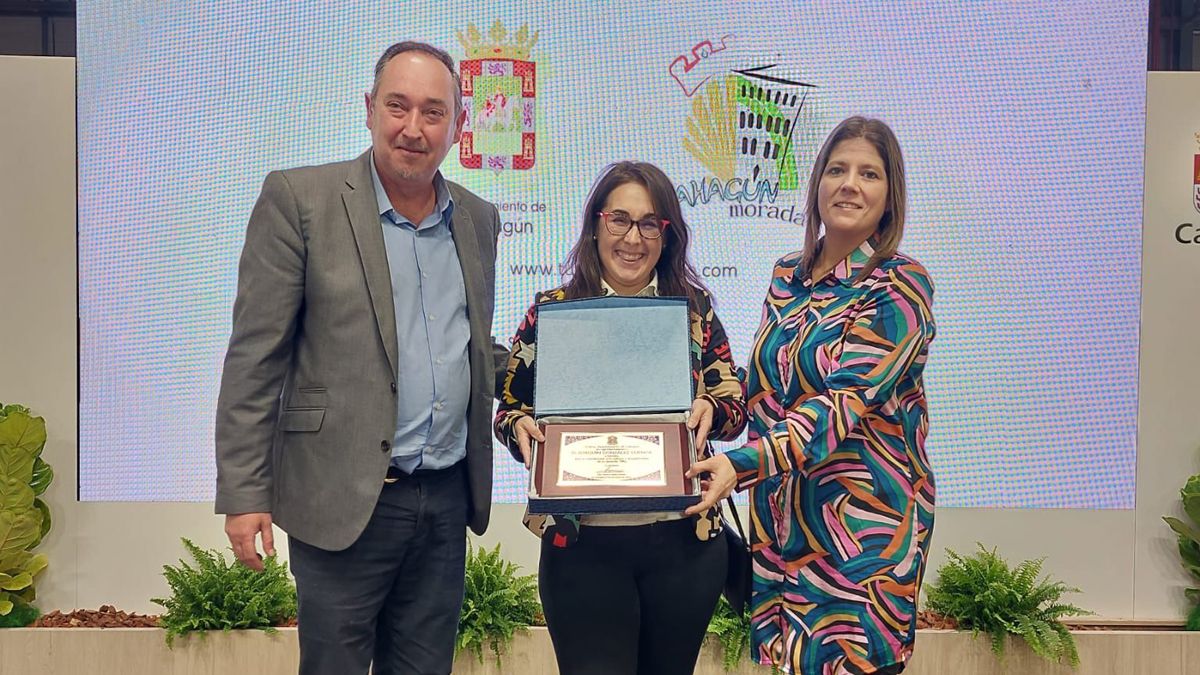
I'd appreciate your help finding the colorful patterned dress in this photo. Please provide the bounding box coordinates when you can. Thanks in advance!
[724,240,936,674]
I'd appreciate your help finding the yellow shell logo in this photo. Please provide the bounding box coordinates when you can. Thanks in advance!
[684,76,737,182]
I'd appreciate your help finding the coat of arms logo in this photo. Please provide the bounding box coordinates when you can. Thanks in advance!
[457,21,538,171]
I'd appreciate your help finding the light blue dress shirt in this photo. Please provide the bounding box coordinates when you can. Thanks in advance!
[370,158,470,472]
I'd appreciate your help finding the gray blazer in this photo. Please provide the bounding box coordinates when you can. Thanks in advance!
[214,150,503,550]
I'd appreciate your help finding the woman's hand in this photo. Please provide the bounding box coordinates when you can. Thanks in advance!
[684,452,736,515]
[686,397,715,455]
[513,415,544,469]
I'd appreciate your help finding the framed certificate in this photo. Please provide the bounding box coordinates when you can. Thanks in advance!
[533,423,693,499]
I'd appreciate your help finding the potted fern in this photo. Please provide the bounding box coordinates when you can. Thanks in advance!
[152,538,296,646]
[924,544,1089,666]
[456,541,541,664]
[0,403,53,628]
[706,596,750,672]
[1163,469,1200,629]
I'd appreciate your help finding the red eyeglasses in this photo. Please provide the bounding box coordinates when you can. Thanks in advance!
[597,211,669,239]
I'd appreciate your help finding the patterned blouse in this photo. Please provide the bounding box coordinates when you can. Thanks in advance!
[495,282,748,547]
[725,240,936,674]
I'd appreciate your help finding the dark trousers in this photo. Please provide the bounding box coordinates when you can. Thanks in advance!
[538,519,728,675]
[288,463,468,675]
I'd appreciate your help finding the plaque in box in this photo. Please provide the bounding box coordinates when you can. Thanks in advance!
[528,296,700,514]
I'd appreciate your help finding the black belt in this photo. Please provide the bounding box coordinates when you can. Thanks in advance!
[384,461,463,484]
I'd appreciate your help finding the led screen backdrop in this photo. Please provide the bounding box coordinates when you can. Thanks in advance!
[78,1,1146,507]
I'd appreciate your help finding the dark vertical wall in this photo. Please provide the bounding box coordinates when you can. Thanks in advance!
[0,2,76,57]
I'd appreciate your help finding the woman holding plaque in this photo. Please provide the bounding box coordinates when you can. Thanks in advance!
[688,117,936,675]
[494,161,747,675]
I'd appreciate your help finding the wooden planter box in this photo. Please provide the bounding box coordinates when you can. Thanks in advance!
[1,626,1198,674]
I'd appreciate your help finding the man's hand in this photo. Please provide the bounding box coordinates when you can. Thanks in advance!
[684,453,737,516]
[225,512,275,571]
[513,415,544,469]
[686,397,715,456]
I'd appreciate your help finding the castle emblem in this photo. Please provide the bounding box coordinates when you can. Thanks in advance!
[457,21,538,171]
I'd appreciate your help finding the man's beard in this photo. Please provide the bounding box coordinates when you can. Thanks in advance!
[390,161,432,182]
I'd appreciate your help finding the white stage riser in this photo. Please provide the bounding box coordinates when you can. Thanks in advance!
[1,628,1199,675]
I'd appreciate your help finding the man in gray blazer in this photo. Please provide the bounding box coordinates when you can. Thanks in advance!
[214,41,504,674]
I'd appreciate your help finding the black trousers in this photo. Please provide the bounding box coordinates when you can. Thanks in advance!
[538,518,728,675]
[288,463,468,675]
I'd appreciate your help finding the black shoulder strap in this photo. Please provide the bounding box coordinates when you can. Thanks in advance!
[724,494,748,545]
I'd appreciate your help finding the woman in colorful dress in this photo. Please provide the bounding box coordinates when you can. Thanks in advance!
[688,117,936,674]
[494,161,747,675]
